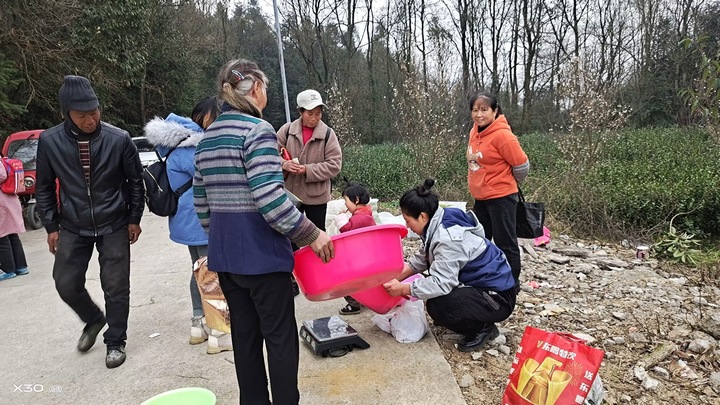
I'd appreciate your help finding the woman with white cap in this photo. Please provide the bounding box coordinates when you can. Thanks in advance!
[277,89,342,236]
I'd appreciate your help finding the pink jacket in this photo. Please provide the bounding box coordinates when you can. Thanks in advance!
[0,163,25,238]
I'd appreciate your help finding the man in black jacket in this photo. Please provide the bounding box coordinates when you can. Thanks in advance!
[35,75,145,369]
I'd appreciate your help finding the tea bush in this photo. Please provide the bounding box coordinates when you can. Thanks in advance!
[339,142,469,202]
[339,127,720,238]
[520,127,720,237]
[519,132,570,177]
[339,144,415,200]
[585,127,720,235]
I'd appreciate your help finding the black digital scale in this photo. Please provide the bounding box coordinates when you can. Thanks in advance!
[299,316,370,357]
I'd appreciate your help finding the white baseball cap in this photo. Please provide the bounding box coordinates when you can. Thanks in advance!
[296,89,325,110]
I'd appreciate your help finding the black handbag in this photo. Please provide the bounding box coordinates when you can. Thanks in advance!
[516,188,545,238]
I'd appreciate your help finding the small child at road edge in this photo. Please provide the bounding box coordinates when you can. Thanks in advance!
[334,182,376,314]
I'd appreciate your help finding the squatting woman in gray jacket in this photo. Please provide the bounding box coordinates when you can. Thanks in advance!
[385,179,517,352]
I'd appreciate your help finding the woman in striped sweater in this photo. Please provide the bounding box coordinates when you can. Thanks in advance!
[194,59,334,405]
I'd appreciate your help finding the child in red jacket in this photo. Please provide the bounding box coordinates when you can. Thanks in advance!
[334,182,376,314]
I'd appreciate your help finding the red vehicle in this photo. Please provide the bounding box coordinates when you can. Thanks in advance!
[2,130,43,229]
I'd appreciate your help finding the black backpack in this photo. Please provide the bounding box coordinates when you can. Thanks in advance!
[142,144,192,217]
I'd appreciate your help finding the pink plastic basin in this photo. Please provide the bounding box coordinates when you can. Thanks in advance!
[293,224,408,301]
[350,286,402,314]
[350,273,424,314]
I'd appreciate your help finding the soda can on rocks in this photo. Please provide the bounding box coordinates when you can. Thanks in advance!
[636,245,650,260]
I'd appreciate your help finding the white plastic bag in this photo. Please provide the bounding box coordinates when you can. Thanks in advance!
[371,299,429,343]
[584,375,605,405]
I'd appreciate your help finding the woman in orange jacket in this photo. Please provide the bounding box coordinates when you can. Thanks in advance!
[466,93,529,290]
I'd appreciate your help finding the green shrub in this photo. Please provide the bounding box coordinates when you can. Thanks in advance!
[340,142,470,202]
[586,127,720,235]
[431,142,471,202]
[339,144,416,200]
[653,224,702,266]
[520,126,720,237]
[519,132,570,177]
[341,127,720,239]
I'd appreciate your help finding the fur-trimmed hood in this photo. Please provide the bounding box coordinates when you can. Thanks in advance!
[144,113,204,149]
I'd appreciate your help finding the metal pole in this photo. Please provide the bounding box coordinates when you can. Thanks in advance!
[273,0,291,123]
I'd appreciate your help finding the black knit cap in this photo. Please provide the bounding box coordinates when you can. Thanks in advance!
[59,75,99,115]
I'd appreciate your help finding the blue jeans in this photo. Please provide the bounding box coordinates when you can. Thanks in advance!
[188,245,208,317]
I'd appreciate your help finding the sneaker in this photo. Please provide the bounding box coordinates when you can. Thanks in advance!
[15,267,29,276]
[339,303,361,315]
[206,330,233,354]
[457,324,500,352]
[0,270,17,281]
[77,319,106,352]
[190,316,210,345]
[105,345,126,368]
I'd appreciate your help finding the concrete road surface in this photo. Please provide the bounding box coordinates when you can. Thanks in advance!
[0,212,466,405]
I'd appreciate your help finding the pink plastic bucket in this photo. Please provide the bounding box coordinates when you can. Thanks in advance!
[350,273,424,314]
[293,224,408,301]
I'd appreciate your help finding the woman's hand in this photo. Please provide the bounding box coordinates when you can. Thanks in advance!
[283,160,305,174]
[384,279,410,297]
[282,160,299,173]
[310,231,335,263]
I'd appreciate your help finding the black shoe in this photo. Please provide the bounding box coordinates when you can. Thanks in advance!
[457,324,500,352]
[106,345,126,369]
[77,319,106,352]
[339,303,362,315]
[291,278,300,297]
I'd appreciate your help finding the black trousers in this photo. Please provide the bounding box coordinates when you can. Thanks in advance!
[218,271,300,405]
[298,203,327,231]
[290,204,326,253]
[0,233,28,273]
[426,287,517,336]
[473,195,521,288]
[52,227,130,346]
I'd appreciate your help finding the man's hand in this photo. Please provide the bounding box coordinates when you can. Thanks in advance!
[128,224,142,244]
[310,231,334,263]
[47,231,59,255]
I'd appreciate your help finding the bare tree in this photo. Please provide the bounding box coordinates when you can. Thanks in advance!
[508,0,521,110]
[635,0,660,71]
[482,0,514,93]
[520,0,545,130]
[284,0,334,85]
[440,0,473,93]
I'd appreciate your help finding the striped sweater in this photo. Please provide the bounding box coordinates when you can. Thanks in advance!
[193,110,320,275]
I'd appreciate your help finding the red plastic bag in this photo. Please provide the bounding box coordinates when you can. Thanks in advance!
[503,326,604,405]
